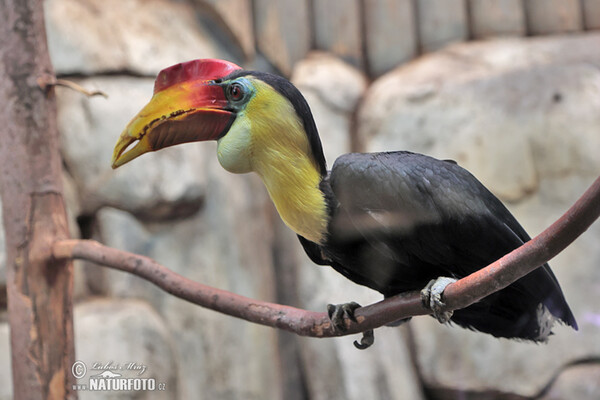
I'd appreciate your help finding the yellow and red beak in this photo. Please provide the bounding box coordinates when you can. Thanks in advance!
[111,59,242,169]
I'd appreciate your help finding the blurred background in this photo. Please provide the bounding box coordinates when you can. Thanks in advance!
[1,0,600,399]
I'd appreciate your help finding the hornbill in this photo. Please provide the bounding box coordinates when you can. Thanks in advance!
[111,59,577,345]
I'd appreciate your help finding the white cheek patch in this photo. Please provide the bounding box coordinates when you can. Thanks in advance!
[216,116,253,174]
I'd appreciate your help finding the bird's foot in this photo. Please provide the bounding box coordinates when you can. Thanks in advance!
[327,302,375,350]
[420,277,457,323]
[327,301,361,331]
[354,329,375,350]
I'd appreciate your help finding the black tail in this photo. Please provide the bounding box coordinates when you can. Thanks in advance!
[451,263,577,341]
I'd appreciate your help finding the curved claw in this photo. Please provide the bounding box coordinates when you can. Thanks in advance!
[353,329,375,350]
[420,277,457,323]
[327,302,376,350]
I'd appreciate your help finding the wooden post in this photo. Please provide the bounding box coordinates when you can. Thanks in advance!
[524,0,583,34]
[469,0,526,38]
[0,0,76,399]
[416,0,469,52]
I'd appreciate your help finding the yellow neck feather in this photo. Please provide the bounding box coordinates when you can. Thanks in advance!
[247,81,329,244]
[255,147,328,245]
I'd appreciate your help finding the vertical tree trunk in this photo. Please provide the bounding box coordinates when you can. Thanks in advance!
[0,0,76,399]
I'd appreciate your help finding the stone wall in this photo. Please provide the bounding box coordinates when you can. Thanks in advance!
[1,1,600,399]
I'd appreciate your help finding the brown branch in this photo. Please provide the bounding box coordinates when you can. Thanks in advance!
[38,73,108,98]
[53,175,600,338]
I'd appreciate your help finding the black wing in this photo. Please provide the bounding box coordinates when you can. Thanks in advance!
[303,151,576,340]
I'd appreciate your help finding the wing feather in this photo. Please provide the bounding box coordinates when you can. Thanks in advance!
[323,151,576,332]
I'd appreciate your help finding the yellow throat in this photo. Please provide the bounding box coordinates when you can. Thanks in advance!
[216,79,329,244]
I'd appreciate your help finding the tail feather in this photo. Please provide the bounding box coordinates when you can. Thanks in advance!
[450,264,577,341]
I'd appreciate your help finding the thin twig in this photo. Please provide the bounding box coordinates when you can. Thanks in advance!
[37,74,108,98]
[53,175,600,338]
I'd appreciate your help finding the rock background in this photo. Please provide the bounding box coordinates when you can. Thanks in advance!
[1,1,599,399]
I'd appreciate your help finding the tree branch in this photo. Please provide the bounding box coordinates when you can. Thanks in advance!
[38,73,108,98]
[0,1,76,397]
[53,175,600,338]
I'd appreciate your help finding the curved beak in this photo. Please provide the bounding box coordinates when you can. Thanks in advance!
[111,81,234,169]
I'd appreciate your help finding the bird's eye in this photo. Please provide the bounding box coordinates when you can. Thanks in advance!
[228,83,245,102]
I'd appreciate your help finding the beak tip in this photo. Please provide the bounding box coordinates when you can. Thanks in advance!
[111,131,138,169]
[110,153,123,169]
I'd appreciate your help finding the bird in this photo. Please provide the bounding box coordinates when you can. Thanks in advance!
[111,58,577,345]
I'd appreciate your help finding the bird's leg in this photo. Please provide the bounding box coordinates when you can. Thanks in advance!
[420,277,457,323]
[327,302,375,350]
